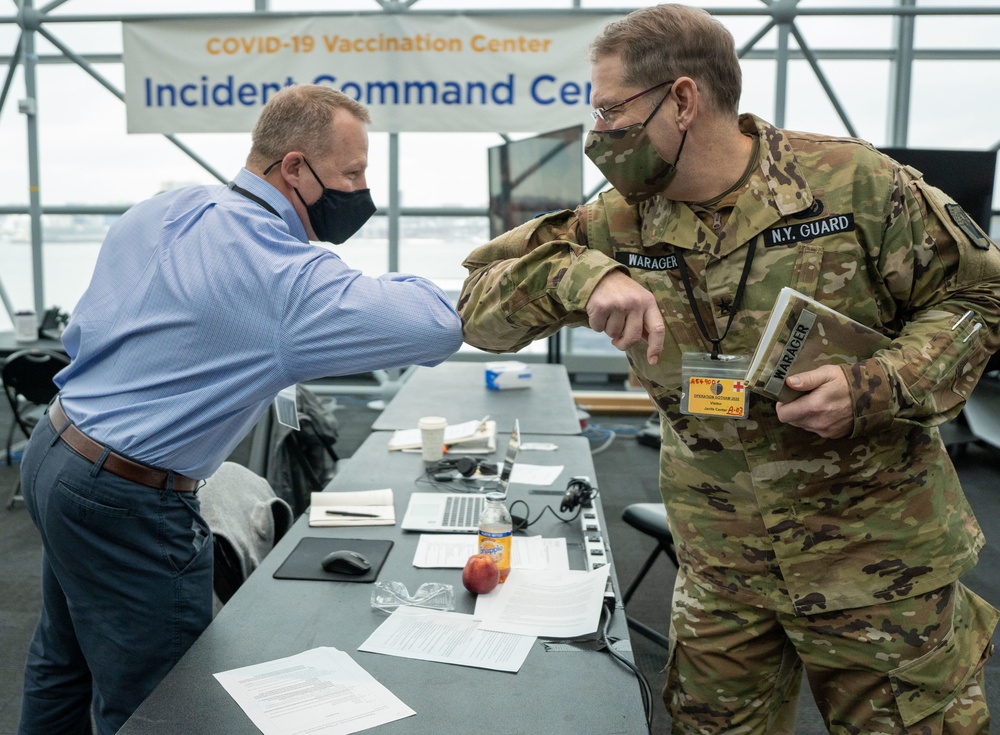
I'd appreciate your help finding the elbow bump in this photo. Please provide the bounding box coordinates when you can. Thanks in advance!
[443,317,465,354]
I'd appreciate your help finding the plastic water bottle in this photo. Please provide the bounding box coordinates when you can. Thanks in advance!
[478,491,512,583]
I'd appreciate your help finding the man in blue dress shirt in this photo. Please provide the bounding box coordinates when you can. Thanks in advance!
[16,84,463,735]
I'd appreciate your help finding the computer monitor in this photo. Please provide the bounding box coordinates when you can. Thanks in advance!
[488,125,584,239]
[879,147,997,231]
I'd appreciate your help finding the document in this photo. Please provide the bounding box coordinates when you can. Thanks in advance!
[412,534,568,571]
[213,647,415,735]
[308,489,395,527]
[387,419,497,454]
[358,606,535,673]
[509,463,564,486]
[475,566,611,638]
[746,286,891,402]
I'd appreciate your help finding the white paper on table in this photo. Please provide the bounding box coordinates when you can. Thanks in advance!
[475,566,611,638]
[541,538,570,570]
[213,647,415,735]
[472,585,505,621]
[508,463,564,486]
[413,534,566,571]
[358,606,535,673]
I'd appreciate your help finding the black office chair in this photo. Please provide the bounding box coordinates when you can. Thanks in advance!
[620,502,678,649]
[2,348,70,508]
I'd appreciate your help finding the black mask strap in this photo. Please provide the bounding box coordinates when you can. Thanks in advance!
[228,182,279,217]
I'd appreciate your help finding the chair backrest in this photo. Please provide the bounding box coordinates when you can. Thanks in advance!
[2,348,70,430]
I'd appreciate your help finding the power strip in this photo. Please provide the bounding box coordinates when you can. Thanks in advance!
[580,507,617,604]
[581,507,606,570]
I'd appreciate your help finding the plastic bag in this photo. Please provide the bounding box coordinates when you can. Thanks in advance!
[371,581,455,613]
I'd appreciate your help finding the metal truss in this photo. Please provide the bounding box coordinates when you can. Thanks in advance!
[1,0,999,362]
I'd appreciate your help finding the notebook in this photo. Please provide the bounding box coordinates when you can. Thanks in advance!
[401,420,521,533]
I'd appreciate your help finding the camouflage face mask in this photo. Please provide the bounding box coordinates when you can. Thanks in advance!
[585,94,687,206]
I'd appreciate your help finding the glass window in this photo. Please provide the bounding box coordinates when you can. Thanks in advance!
[2,1,998,366]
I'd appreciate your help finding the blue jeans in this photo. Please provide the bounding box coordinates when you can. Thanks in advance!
[17,413,213,735]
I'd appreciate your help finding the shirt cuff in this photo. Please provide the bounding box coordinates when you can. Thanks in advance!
[844,359,895,437]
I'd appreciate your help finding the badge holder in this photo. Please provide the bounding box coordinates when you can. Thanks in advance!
[680,353,751,418]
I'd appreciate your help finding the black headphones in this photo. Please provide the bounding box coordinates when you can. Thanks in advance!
[560,476,597,512]
[431,456,497,477]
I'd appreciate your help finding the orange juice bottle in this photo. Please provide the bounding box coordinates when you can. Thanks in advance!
[478,491,512,582]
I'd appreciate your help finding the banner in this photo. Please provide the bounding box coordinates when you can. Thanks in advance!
[122,14,618,134]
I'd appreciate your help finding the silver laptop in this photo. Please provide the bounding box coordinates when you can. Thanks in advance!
[401,420,521,533]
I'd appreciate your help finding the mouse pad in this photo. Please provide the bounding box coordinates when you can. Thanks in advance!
[273,537,393,583]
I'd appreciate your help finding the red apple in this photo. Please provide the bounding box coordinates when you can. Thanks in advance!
[462,553,500,595]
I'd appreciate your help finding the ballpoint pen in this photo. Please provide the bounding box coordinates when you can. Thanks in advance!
[325,510,380,518]
[951,310,974,330]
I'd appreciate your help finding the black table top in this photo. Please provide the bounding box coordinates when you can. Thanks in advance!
[373,362,582,436]
[119,432,646,735]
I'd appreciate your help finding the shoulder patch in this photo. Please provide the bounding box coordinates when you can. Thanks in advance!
[945,203,993,250]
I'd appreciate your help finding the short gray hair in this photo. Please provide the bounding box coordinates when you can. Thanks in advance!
[590,3,742,118]
[248,85,371,169]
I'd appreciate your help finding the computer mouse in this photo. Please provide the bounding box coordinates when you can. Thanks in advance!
[321,550,372,576]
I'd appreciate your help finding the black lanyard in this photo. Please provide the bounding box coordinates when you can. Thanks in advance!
[228,181,280,217]
[676,238,757,359]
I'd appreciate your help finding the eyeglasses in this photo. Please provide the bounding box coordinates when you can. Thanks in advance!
[590,80,675,123]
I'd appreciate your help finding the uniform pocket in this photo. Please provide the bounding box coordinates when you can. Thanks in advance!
[889,587,999,727]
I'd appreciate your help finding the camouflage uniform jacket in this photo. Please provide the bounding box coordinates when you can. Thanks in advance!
[460,114,1000,615]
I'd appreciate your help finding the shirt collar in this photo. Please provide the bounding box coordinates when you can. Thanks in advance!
[638,114,816,257]
[231,167,309,243]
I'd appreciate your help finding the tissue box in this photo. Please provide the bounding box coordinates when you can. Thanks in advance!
[485,361,532,390]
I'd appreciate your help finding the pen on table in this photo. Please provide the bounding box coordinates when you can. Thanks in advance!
[325,510,380,518]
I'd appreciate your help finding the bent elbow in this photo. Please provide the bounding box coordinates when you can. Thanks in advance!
[421,311,465,366]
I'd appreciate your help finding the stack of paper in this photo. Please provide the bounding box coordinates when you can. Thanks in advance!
[358,566,611,673]
[387,419,497,454]
[308,489,395,527]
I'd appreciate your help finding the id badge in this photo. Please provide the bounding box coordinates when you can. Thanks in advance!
[274,385,300,430]
[680,353,750,418]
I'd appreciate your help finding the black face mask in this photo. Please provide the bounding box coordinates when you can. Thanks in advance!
[265,158,376,244]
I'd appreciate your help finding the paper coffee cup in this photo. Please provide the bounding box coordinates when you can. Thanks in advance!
[14,310,37,342]
[418,416,447,462]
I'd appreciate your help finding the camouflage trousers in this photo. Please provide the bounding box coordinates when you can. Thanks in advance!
[665,570,998,735]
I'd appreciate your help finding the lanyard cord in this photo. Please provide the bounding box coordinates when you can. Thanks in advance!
[229,182,280,217]
[676,238,757,359]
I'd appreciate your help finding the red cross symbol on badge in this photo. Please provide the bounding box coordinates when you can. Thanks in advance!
[733,381,745,393]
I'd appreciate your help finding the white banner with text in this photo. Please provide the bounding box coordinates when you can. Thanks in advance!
[123,14,617,134]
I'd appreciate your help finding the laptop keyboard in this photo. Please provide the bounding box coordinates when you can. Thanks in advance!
[442,495,484,529]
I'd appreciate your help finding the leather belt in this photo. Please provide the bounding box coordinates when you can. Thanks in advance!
[49,398,198,493]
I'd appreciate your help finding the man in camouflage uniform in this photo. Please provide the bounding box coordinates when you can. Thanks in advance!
[458,4,1000,734]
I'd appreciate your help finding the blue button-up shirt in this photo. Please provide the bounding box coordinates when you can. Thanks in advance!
[56,169,463,478]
